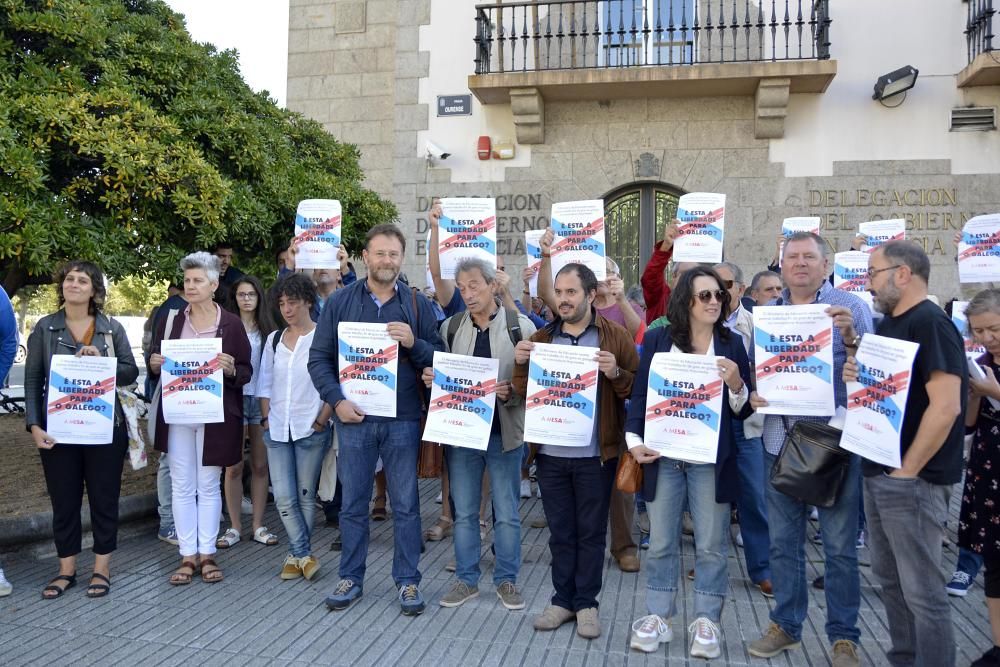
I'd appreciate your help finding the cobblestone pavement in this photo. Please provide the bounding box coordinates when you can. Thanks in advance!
[0,480,991,666]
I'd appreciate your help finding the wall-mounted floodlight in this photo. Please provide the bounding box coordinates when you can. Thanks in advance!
[872,66,919,101]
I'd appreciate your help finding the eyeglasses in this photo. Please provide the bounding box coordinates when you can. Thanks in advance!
[865,264,901,279]
[235,292,258,300]
[696,290,728,304]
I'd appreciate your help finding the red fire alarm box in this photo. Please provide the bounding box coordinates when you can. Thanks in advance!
[477,136,491,160]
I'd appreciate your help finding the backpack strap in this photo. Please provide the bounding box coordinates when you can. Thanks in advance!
[271,328,286,355]
[446,312,466,350]
[504,306,522,346]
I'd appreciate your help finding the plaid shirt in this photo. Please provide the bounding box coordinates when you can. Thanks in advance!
[759,282,874,455]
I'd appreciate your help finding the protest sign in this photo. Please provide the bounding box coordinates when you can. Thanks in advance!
[338,322,399,418]
[957,214,1000,283]
[550,200,607,280]
[422,352,499,451]
[160,339,224,424]
[523,342,599,447]
[294,199,342,270]
[643,352,724,464]
[833,251,874,309]
[754,304,836,416]
[674,193,725,263]
[840,334,919,469]
[859,219,905,253]
[438,198,497,279]
[525,229,545,297]
[46,356,117,444]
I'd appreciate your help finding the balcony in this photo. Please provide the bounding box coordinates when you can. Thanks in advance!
[958,0,1000,87]
[468,0,837,143]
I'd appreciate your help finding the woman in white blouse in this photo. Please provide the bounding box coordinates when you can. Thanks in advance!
[218,275,278,549]
[258,273,333,580]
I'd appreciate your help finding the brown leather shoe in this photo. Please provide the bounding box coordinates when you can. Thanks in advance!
[617,553,640,573]
[757,579,774,598]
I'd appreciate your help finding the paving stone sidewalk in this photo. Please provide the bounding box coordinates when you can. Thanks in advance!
[0,480,991,666]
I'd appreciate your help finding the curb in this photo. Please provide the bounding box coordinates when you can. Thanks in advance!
[0,492,158,548]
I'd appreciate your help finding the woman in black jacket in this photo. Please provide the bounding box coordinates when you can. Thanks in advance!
[24,260,139,599]
[623,266,753,659]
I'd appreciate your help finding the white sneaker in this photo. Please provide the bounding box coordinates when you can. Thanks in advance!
[520,479,531,499]
[688,617,721,659]
[240,496,253,514]
[536,485,542,499]
[735,530,744,547]
[435,491,442,504]
[0,568,11,597]
[630,614,671,652]
[809,506,819,521]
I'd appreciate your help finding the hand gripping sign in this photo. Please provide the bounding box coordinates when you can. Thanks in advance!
[525,229,545,297]
[840,334,919,469]
[643,352,724,464]
[438,198,497,279]
[47,355,117,444]
[523,342,600,447]
[549,200,607,280]
[422,352,499,451]
[294,199,342,270]
[673,193,726,263]
[753,304,836,416]
[859,219,905,253]
[160,339,225,424]
[958,214,1000,284]
[833,251,874,309]
[337,322,399,418]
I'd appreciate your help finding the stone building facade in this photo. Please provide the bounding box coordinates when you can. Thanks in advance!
[288,0,1000,299]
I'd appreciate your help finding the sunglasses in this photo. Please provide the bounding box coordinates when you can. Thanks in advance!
[695,290,728,304]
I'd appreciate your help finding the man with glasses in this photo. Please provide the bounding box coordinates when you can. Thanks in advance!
[714,262,772,599]
[746,232,873,667]
[308,224,446,616]
[844,241,964,666]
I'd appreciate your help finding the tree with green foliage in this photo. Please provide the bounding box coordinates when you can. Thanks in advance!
[0,0,396,295]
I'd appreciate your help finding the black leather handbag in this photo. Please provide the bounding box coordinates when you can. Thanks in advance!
[770,417,851,508]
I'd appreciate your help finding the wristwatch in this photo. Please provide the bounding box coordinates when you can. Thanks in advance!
[846,334,862,347]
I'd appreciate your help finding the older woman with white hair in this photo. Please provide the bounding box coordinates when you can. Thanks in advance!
[148,252,252,585]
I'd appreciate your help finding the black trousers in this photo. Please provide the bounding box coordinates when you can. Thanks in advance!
[39,425,128,558]
[536,453,616,611]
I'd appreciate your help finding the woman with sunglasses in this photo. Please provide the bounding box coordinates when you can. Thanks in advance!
[624,266,753,659]
[217,275,278,549]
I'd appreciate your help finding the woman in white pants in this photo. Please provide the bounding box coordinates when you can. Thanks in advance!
[148,252,251,585]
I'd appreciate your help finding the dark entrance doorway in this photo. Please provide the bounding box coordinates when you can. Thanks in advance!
[604,183,684,290]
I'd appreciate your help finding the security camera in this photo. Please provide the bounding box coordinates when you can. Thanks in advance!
[426,141,451,161]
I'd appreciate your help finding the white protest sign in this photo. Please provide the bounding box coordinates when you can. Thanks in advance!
[523,342,599,447]
[550,200,607,280]
[840,334,919,469]
[753,304,836,416]
[438,198,497,279]
[833,251,874,309]
[643,352,724,464]
[46,356,117,444]
[160,338,224,424]
[423,352,499,451]
[859,219,905,253]
[525,229,545,297]
[951,300,987,359]
[674,192,726,263]
[958,214,1000,284]
[338,322,399,418]
[294,199,342,270]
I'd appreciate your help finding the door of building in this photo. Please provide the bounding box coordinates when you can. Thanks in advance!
[604,184,682,291]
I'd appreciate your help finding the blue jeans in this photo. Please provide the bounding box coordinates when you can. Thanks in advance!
[157,453,173,531]
[446,435,522,587]
[645,458,730,622]
[957,546,985,578]
[337,419,422,587]
[865,474,955,666]
[264,426,332,558]
[733,419,770,583]
[764,451,861,644]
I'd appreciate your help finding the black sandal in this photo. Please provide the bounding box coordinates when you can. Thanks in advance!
[41,573,77,599]
[86,572,111,598]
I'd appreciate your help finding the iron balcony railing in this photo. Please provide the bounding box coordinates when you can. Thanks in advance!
[966,0,996,63]
[474,0,831,75]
